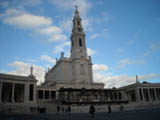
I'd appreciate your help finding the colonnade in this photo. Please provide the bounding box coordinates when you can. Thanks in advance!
[138,87,160,102]
[0,81,36,103]
[37,89,56,100]
[59,89,124,102]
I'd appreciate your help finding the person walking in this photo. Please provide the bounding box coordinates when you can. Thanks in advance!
[108,105,111,114]
[89,104,95,118]
[68,105,71,115]
[57,105,60,114]
[62,107,64,113]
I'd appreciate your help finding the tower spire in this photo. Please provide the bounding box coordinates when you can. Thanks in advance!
[70,6,87,59]
[74,5,80,18]
[75,5,78,11]
[70,7,93,84]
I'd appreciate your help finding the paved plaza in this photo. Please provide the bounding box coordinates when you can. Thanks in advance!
[1,108,160,120]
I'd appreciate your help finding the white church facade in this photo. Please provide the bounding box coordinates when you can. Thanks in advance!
[43,7,104,90]
[0,7,160,113]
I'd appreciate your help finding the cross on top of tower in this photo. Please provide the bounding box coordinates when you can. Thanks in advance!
[74,5,80,18]
[75,5,78,11]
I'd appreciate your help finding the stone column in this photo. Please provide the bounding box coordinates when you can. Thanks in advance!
[12,83,15,103]
[136,88,140,102]
[121,91,126,100]
[107,91,110,101]
[0,82,2,103]
[141,88,145,101]
[118,91,122,100]
[112,92,114,101]
[114,92,116,100]
[116,92,119,100]
[24,83,29,103]
[49,91,51,99]
[147,88,151,102]
[154,88,158,101]
[48,90,51,100]
[116,92,118,100]
[43,90,45,100]
[33,83,36,103]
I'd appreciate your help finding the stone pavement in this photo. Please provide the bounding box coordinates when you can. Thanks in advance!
[1,108,160,120]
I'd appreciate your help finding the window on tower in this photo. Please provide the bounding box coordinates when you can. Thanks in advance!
[77,21,80,25]
[79,38,82,47]
[78,28,81,32]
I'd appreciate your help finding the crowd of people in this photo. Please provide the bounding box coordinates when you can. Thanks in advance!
[30,106,46,114]
[57,105,71,114]
[30,104,123,118]
[57,104,113,118]
[89,104,112,118]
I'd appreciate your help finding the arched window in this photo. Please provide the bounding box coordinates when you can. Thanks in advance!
[78,28,81,32]
[80,64,85,75]
[79,38,82,47]
[77,21,80,25]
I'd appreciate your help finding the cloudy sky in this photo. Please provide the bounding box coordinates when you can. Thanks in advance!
[0,0,160,88]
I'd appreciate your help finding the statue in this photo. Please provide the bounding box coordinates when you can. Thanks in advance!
[136,75,139,83]
[31,66,33,75]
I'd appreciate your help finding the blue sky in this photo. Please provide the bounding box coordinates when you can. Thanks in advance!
[0,0,160,88]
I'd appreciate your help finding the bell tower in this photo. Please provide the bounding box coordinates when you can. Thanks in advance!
[70,6,93,85]
[70,6,87,59]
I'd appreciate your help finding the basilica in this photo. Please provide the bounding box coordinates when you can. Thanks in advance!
[0,7,160,113]
[43,7,104,90]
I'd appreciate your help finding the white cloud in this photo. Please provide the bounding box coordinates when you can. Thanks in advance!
[1,8,67,43]
[93,64,108,72]
[53,41,71,54]
[117,58,145,69]
[3,13,52,28]
[25,59,37,63]
[90,33,99,40]
[37,26,62,35]
[1,8,52,29]
[40,55,56,64]
[60,17,72,32]
[140,73,160,81]
[52,0,93,32]
[21,0,42,7]
[87,48,96,56]
[82,18,93,32]
[0,8,24,18]
[8,61,45,84]
[0,70,6,73]
[94,12,110,24]
[6,61,160,88]
[59,17,92,33]
[50,0,92,17]
[144,42,160,56]
[48,34,67,42]
[93,72,160,88]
